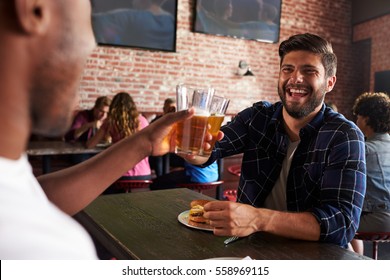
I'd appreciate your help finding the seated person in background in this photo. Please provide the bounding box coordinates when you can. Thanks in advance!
[150,161,219,190]
[150,98,184,176]
[87,92,152,193]
[64,96,111,163]
[64,96,111,143]
[151,98,176,123]
[350,92,390,255]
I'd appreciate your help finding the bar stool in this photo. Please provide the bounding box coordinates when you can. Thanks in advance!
[354,231,390,259]
[177,180,224,199]
[113,179,153,193]
[223,189,237,201]
[227,164,241,177]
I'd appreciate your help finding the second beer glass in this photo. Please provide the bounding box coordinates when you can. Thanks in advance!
[175,84,214,155]
[200,95,230,157]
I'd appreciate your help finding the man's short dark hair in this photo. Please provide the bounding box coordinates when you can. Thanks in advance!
[279,33,337,78]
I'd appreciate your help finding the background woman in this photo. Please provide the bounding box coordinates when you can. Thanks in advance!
[87,92,152,192]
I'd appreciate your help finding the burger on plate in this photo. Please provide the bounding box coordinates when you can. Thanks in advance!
[189,199,210,224]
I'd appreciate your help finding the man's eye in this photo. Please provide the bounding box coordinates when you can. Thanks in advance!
[281,67,293,73]
[304,69,317,74]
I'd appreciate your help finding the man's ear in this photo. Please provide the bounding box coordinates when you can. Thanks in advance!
[14,0,51,35]
[326,76,337,92]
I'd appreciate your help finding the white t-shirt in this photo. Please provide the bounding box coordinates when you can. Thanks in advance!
[264,140,300,211]
[0,155,97,259]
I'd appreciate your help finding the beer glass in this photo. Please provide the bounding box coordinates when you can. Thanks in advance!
[175,84,214,155]
[199,95,230,157]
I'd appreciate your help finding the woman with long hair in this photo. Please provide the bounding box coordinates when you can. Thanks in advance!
[87,92,152,187]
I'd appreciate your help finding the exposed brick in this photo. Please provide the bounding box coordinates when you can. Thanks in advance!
[79,0,388,120]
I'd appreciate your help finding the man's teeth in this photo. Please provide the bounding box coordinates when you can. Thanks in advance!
[290,89,307,94]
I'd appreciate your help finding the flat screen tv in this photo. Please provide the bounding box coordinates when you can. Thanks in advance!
[91,0,178,52]
[194,0,281,43]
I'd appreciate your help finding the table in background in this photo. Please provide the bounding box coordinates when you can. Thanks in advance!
[27,141,107,174]
[75,188,370,260]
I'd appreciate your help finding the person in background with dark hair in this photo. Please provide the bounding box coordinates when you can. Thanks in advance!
[151,98,176,123]
[64,96,111,143]
[184,33,366,248]
[350,92,390,255]
[64,96,111,163]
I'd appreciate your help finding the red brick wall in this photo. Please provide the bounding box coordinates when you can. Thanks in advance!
[353,13,390,91]
[80,0,356,117]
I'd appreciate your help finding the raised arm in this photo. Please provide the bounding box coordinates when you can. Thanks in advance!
[38,109,194,215]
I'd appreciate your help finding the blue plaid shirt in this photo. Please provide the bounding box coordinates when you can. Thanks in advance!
[206,101,366,247]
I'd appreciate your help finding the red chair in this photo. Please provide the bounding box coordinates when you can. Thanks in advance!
[223,189,237,201]
[113,180,153,193]
[227,165,241,177]
[354,232,390,259]
[177,180,224,199]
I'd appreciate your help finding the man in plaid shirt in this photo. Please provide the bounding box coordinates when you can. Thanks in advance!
[194,33,366,248]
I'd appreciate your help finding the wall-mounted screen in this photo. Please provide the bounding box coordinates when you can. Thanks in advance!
[194,0,281,43]
[91,0,178,52]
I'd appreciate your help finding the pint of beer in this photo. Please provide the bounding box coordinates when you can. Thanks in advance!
[175,84,214,155]
[200,95,230,156]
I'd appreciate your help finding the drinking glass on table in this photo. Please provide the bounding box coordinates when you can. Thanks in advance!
[199,95,230,157]
[175,84,214,156]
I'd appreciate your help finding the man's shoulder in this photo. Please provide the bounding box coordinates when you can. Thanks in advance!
[319,110,364,142]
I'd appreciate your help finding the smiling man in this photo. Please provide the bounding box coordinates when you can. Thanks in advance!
[189,33,366,248]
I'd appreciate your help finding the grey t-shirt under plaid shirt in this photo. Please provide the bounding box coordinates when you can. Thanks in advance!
[205,101,366,247]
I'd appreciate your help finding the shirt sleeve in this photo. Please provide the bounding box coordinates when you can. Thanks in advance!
[311,126,366,247]
[138,115,149,130]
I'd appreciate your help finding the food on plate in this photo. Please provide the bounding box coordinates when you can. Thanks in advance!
[189,199,210,224]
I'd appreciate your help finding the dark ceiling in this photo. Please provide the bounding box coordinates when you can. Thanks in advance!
[352,0,390,24]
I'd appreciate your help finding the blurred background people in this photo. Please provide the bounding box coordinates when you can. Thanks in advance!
[151,98,176,123]
[351,92,390,255]
[64,96,111,163]
[64,96,111,143]
[87,92,152,193]
[149,161,219,190]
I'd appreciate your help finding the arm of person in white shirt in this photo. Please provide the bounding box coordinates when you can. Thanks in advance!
[38,109,195,215]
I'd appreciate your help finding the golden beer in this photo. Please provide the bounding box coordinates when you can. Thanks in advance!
[176,114,209,155]
[201,114,224,156]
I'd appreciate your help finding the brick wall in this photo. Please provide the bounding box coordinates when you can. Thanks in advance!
[80,0,357,118]
[353,13,390,92]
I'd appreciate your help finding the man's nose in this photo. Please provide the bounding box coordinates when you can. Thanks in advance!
[289,70,304,83]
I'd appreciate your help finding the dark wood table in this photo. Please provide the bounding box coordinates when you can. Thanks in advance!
[75,188,370,260]
[27,141,108,173]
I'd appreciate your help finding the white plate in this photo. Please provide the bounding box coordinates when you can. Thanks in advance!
[206,257,243,260]
[96,143,111,148]
[177,210,213,231]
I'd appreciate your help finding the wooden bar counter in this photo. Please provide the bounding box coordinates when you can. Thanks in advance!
[75,188,370,260]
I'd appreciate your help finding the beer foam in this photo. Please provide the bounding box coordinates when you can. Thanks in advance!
[211,113,225,117]
[194,108,210,116]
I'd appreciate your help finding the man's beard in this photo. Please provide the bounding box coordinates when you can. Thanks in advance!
[278,83,326,119]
